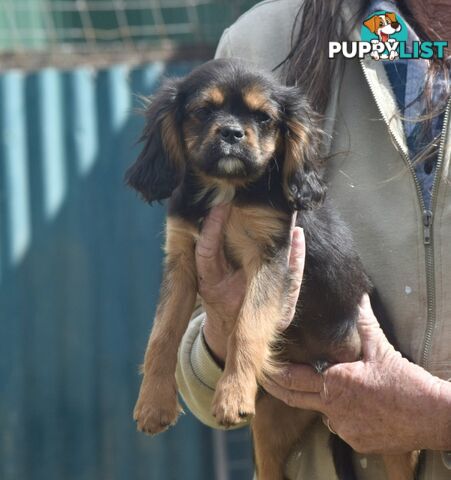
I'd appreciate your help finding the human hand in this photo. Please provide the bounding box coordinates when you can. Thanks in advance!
[263,294,451,453]
[196,205,305,363]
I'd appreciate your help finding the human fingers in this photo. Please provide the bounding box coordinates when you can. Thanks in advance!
[357,294,394,361]
[262,378,324,412]
[288,227,306,275]
[280,227,305,329]
[195,204,231,286]
[269,363,323,392]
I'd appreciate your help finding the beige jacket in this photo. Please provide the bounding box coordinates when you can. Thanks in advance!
[176,0,451,478]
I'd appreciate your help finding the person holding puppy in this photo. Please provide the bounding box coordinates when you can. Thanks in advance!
[176,0,451,478]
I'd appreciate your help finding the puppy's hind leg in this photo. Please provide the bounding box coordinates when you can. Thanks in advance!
[134,218,197,435]
[252,395,317,480]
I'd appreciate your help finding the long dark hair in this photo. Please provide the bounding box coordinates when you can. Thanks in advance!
[276,0,450,116]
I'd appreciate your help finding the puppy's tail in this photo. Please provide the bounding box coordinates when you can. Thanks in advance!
[330,435,357,480]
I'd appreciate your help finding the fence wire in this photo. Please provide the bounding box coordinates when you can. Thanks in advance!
[0,0,256,53]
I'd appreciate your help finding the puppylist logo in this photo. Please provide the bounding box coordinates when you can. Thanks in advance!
[329,11,448,61]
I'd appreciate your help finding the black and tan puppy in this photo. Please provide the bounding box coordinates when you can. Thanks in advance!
[126,59,418,480]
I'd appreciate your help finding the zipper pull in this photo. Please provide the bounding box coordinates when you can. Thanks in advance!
[423,210,433,244]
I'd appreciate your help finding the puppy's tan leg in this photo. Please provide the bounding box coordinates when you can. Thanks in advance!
[382,451,420,480]
[134,218,197,434]
[211,258,287,426]
[252,395,317,480]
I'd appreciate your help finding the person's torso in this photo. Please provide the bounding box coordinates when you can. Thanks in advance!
[216,0,451,477]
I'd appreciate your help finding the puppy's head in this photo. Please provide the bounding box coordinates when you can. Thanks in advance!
[126,58,325,210]
[364,12,401,36]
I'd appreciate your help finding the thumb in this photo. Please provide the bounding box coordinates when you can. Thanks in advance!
[280,227,305,330]
[195,204,230,286]
[357,294,393,361]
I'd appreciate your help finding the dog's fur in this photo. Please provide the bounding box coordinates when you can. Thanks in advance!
[126,58,418,480]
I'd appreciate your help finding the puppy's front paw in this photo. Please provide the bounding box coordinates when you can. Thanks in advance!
[370,51,380,60]
[133,379,183,435]
[211,377,256,427]
[389,50,399,61]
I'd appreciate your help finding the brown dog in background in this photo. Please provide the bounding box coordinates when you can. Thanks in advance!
[126,58,419,480]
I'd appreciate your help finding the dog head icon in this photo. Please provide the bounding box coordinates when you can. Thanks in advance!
[363,12,402,42]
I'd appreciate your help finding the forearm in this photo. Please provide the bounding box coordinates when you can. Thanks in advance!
[175,313,247,430]
[202,313,228,364]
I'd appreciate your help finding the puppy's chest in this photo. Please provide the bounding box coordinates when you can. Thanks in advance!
[222,205,290,269]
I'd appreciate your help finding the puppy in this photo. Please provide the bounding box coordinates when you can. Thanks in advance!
[126,58,418,480]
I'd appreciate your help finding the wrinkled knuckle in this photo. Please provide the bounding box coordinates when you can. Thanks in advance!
[295,248,306,261]
[207,217,222,230]
[200,233,217,247]
[285,391,296,408]
[283,369,293,389]
[196,245,214,259]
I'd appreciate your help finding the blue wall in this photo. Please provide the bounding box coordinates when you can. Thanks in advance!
[0,61,227,480]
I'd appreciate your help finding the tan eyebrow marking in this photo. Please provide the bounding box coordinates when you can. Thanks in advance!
[186,86,225,113]
[243,85,278,118]
[202,86,225,106]
[243,86,269,110]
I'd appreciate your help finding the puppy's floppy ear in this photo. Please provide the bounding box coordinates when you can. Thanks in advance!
[386,12,397,24]
[125,78,185,203]
[280,86,326,211]
[363,15,378,33]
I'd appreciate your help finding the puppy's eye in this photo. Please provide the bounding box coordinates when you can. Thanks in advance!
[192,106,213,120]
[254,111,271,124]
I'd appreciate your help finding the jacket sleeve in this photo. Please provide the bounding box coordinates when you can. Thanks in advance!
[175,312,248,429]
[175,313,222,428]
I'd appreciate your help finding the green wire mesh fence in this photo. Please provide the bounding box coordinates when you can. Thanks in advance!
[0,0,257,52]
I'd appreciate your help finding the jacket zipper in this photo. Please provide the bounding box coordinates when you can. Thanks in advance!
[421,100,450,368]
[360,59,451,368]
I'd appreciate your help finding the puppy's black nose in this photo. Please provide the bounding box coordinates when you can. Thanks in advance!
[219,125,245,144]
[391,21,400,29]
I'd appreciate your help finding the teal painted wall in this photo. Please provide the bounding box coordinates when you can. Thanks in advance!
[0,61,233,480]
